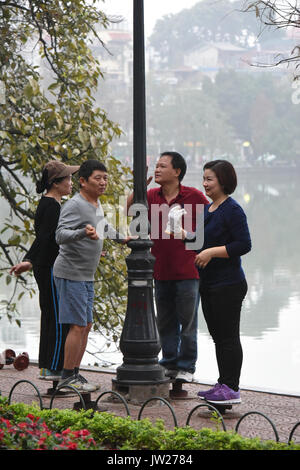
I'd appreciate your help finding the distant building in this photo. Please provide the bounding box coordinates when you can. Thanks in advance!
[151,66,204,89]
[184,42,247,80]
[183,40,295,79]
[92,27,133,85]
[243,37,298,72]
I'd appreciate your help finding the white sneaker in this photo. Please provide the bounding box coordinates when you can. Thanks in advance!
[164,369,178,379]
[77,373,100,391]
[58,375,98,393]
[176,370,194,383]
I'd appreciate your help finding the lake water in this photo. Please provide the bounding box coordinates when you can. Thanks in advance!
[1,167,300,396]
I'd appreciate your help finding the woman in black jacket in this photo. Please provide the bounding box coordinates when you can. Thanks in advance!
[10,161,79,380]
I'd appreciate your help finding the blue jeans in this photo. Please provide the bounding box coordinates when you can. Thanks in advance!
[154,279,200,374]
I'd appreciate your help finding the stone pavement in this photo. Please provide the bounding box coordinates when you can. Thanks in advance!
[0,363,299,445]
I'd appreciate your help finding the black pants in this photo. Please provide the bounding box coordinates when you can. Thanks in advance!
[200,280,248,391]
[33,266,69,371]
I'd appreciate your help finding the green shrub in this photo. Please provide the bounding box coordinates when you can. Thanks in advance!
[0,396,299,451]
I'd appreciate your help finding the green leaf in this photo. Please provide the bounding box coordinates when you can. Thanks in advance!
[24,83,33,99]
[0,0,131,334]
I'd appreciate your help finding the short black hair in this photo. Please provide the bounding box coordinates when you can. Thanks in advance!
[160,151,187,182]
[203,160,237,195]
[79,159,107,181]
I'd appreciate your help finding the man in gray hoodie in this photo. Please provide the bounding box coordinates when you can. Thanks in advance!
[53,159,128,392]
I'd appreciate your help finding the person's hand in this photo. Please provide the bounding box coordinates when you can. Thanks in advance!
[165,205,187,235]
[195,250,212,269]
[146,166,153,186]
[122,235,139,244]
[85,224,99,240]
[126,168,152,215]
[9,261,32,276]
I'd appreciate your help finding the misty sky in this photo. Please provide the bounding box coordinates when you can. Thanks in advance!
[101,0,200,36]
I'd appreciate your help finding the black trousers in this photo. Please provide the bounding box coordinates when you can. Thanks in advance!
[33,266,69,371]
[200,280,248,391]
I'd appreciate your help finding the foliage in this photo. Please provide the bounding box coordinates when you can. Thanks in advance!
[244,0,300,76]
[1,396,299,451]
[147,75,237,159]
[210,70,300,161]
[0,1,133,344]
[0,414,102,450]
[146,70,300,163]
[149,0,282,68]
[134,1,300,164]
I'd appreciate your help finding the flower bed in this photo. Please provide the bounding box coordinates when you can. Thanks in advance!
[0,396,299,451]
[0,414,102,450]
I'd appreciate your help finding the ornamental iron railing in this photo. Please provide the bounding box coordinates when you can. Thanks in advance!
[4,379,300,445]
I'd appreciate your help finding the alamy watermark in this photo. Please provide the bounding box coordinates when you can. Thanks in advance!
[96,197,204,251]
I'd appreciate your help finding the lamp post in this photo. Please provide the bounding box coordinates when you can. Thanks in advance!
[112,0,169,398]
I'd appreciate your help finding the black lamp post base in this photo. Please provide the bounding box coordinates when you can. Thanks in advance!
[115,239,166,387]
[113,360,170,404]
[113,362,170,385]
[112,375,170,405]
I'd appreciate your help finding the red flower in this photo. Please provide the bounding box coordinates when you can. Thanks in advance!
[67,443,78,450]
[73,429,90,438]
[62,428,71,435]
[18,422,27,429]
[0,418,11,428]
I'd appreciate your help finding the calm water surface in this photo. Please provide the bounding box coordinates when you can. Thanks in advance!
[1,168,300,396]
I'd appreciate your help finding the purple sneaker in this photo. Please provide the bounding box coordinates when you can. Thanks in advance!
[204,383,241,404]
[197,383,221,399]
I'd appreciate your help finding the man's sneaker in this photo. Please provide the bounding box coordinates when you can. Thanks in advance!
[39,368,62,381]
[164,369,178,379]
[58,375,98,393]
[76,373,100,391]
[204,383,241,404]
[197,383,222,399]
[176,370,194,383]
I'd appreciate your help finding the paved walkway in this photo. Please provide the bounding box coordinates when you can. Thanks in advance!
[0,363,299,445]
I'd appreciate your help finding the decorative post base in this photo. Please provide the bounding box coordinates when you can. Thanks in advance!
[113,239,169,392]
[112,379,170,405]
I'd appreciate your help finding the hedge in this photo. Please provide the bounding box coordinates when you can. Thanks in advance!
[0,396,299,451]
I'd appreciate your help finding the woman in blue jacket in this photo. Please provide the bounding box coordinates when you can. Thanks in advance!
[182,160,251,404]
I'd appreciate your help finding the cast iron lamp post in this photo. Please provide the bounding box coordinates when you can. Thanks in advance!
[113,0,168,390]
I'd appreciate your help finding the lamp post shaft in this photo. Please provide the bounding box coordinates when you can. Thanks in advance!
[133,0,147,205]
[113,0,168,391]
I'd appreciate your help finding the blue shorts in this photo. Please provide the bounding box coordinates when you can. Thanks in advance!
[54,277,94,326]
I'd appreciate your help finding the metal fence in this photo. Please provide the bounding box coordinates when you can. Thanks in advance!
[4,379,300,445]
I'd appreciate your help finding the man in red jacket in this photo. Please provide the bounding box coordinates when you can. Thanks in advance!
[127,151,208,382]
